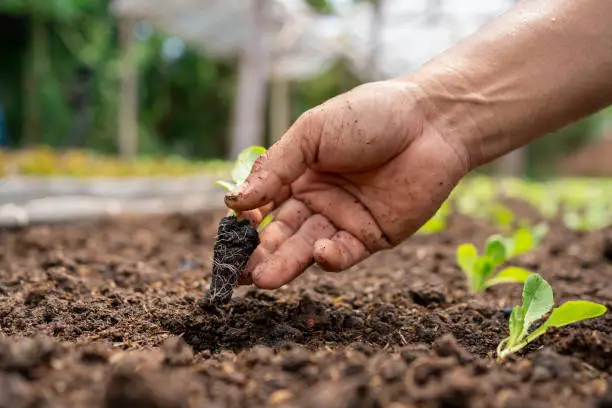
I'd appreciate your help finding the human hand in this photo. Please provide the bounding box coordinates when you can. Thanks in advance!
[226,80,470,289]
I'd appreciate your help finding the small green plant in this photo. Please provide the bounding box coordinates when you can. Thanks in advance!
[490,222,548,259]
[563,202,611,231]
[457,235,533,293]
[497,274,607,360]
[215,146,273,233]
[215,145,266,196]
[489,203,515,229]
[205,146,273,305]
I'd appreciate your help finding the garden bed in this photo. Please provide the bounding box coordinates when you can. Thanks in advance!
[0,208,611,407]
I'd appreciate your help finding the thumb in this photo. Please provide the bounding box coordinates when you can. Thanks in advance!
[224,112,318,212]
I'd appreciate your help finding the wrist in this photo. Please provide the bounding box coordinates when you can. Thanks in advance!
[393,63,496,172]
[395,0,612,172]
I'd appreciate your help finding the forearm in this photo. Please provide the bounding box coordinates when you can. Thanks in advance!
[404,0,612,169]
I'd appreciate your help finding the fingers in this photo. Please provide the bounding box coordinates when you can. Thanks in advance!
[236,209,262,228]
[293,176,392,253]
[237,198,312,286]
[225,112,320,212]
[313,231,370,272]
[259,199,313,252]
[251,214,336,289]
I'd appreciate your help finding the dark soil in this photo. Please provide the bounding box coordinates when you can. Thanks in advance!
[0,209,611,407]
[205,215,259,305]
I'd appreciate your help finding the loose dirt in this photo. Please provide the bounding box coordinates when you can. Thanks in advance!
[0,210,610,407]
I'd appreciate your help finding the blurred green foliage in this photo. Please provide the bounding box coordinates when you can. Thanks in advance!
[0,0,605,174]
[0,0,361,160]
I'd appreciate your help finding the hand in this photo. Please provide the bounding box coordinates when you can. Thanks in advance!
[225,80,470,289]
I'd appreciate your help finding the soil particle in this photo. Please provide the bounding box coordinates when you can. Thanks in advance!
[409,282,447,307]
[432,334,475,365]
[603,236,612,263]
[400,343,430,364]
[0,210,609,407]
[0,373,51,408]
[530,349,574,382]
[161,336,194,367]
[0,335,63,380]
[280,347,311,372]
[596,380,612,408]
[103,367,193,408]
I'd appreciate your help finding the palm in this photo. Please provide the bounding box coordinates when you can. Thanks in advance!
[228,81,469,289]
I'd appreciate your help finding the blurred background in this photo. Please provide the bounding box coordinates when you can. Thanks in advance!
[0,0,610,227]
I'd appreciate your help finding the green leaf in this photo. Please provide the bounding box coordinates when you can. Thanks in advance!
[214,180,236,192]
[497,305,526,359]
[520,274,554,339]
[457,243,479,292]
[457,244,478,273]
[510,228,534,257]
[532,223,549,245]
[485,266,533,287]
[485,236,507,267]
[507,305,525,348]
[526,300,607,343]
[257,213,275,233]
[473,257,493,291]
[490,203,515,228]
[231,146,267,185]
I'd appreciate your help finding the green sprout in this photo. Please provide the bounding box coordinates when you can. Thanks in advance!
[489,203,515,229]
[497,274,607,360]
[215,145,267,196]
[491,222,548,259]
[215,146,275,230]
[257,213,274,233]
[563,201,611,231]
[457,235,533,293]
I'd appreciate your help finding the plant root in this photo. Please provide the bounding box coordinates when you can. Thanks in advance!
[203,215,259,305]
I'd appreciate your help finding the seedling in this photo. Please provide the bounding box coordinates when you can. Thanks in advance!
[204,146,272,305]
[491,222,548,259]
[214,146,266,204]
[417,201,451,235]
[563,202,611,231]
[497,274,606,360]
[457,235,532,293]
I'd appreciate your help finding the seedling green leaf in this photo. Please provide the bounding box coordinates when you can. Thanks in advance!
[457,236,532,293]
[490,203,515,229]
[257,213,275,233]
[485,236,507,267]
[496,274,607,360]
[457,244,477,273]
[215,146,267,194]
[485,267,532,287]
[231,146,267,186]
[507,305,524,349]
[214,180,236,192]
[214,145,267,218]
[508,228,533,257]
[532,223,549,246]
[526,300,608,344]
[520,274,554,339]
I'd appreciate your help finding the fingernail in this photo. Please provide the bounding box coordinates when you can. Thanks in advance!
[225,181,248,200]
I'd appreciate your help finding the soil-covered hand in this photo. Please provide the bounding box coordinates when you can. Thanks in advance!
[225,80,470,289]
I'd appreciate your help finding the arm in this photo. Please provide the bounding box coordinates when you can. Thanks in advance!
[407,0,612,169]
[225,0,612,288]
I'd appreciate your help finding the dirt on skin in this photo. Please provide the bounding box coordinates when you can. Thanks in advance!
[0,209,611,408]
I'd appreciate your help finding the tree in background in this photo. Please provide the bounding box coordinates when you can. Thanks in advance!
[0,0,604,178]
